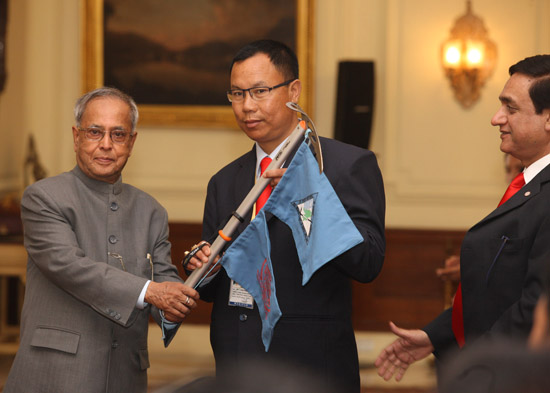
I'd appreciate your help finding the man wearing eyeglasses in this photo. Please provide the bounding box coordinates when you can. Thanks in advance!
[5,87,199,393]
[185,40,386,392]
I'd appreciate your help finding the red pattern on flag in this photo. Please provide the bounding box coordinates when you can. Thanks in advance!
[257,258,272,318]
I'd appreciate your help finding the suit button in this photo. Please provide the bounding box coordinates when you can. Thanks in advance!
[115,314,121,320]
[239,313,248,322]
[110,202,119,211]
[112,341,119,349]
[109,235,118,244]
[109,311,116,317]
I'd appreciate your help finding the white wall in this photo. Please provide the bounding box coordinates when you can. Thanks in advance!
[379,0,550,228]
[1,0,549,229]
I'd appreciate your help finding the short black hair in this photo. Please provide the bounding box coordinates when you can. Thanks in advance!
[230,39,299,80]
[509,55,550,114]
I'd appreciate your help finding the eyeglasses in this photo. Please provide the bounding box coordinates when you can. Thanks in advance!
[78,127,134,145]
[226,79,296,103]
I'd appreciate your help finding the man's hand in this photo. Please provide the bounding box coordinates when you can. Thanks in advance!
[263,168,286,188]
[436,255,461,282]
[374,321,434,382]
[145,281,199,323]
[185,242,221,276]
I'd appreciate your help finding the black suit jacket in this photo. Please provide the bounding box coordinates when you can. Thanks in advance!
[425,163,550,357]
[200,137,385,392]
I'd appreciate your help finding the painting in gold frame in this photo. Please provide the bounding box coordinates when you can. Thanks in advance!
[81,0,314,127]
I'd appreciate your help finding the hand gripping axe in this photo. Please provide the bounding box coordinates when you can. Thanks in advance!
[184,102,323,288]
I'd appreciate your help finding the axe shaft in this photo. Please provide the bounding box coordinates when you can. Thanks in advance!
[184,120,308,288]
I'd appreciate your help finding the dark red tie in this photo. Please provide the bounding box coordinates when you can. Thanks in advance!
[452,172,525,347]
[256,156,272,212]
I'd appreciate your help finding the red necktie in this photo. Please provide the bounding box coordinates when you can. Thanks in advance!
[452,172,525,347]
[497,172,526,207]
[256,156,272,212]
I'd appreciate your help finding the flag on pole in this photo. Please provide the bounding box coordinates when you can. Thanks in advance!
[264,140,364,285]
[220,209,281,350]
[220,138,364,351]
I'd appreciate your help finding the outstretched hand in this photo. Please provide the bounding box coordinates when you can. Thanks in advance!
[374,321,434,382]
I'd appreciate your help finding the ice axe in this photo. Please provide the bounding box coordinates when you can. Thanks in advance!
[183,102,323,288]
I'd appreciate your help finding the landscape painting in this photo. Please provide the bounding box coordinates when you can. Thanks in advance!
[83,0,314,127]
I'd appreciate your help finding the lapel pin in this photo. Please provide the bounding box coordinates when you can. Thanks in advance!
[524,191,531,197]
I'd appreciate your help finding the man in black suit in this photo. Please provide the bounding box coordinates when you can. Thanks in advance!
[186,39,386,392]
[375,54,550,382]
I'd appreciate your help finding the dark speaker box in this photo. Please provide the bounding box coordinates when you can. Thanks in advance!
[333,61,375,149]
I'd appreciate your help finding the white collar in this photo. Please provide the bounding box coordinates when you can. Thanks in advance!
[254,137,289,177]
[523,153,550,184]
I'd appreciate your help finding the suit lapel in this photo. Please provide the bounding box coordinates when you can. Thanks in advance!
[472,164,550,229]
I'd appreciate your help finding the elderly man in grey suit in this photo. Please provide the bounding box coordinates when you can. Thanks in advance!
[4,87,198,393]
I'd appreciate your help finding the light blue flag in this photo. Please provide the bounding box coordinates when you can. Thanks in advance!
[220,138,363,351]
[264,140,364,285]
[220,209,282,351]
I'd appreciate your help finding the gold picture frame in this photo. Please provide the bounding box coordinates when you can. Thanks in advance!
[81,0,315,128]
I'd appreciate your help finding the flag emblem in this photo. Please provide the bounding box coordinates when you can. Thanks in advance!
[292,193,316,241]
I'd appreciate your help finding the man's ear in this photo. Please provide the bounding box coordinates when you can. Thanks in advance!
[72,126,79,152]
[289,79,301,103]
[543,110,550,133]
[127,131,138,157]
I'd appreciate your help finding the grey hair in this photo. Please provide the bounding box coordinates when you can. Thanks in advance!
[74,87,139,132]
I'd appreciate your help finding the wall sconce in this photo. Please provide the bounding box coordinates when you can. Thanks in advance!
[441,0,497,108]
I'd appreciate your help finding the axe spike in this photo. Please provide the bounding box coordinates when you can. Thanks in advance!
[286,102,324,173]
